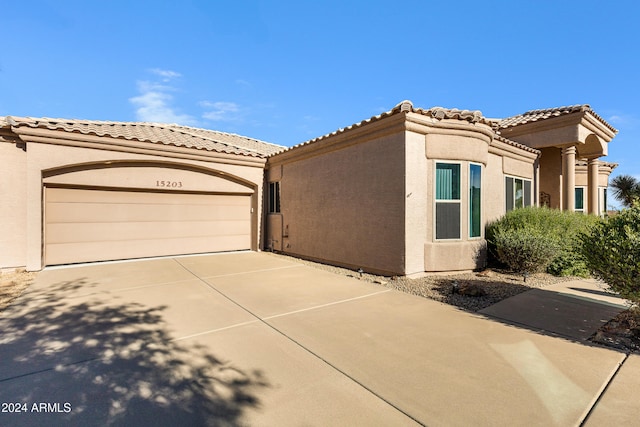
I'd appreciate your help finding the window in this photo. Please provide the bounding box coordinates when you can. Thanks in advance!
[435,163,461,239]
[505,177,531,212]
[575,187,585,213]
[598,187,608,216]
[469,164,482,238]
[268,182,280,213]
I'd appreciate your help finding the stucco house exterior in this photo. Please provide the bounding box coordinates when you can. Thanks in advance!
[265,101,617,276]
[0,117,283,271]
[0,101,617,275]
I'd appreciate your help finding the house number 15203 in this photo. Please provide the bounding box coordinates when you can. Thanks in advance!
[156,180,183,188]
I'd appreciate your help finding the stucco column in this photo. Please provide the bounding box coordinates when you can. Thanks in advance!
[562,145,576,211]
[588,158,600,214]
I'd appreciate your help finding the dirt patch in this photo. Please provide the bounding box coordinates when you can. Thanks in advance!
[591,308,640,353]
[0,269,37,313]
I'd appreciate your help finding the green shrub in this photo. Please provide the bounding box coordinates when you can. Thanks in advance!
[580,204,640,304]
[486,207,599,276]
[492,227,559,273]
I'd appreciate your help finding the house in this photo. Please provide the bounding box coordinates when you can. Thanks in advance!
[0,117,283,271]
[265,102,617,276]
[0,101,617,275]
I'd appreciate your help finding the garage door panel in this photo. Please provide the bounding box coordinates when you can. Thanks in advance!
[46,202,250,223]
[46,188,251,205]
[45,188,252,265]
[46,220,250,243]
[45,235,250,266]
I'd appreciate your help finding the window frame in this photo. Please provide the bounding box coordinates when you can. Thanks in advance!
[268,181,281,214]
[469,162,482,239]
[505,175,532,212]
[574,186,585,213]
[599,186,608,216]
[435,162,462,241]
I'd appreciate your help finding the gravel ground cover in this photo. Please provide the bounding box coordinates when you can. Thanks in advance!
[0,269,36,312]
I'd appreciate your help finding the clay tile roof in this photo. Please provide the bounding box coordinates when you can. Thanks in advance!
[493,134,541,155]
[576,160,618,170]
[392,100,491,125]
[497,104,618,133]
[270,100,494,156]
[0,116,284,158]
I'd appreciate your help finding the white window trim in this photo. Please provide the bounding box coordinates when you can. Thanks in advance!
[505,175,532,212]
[434,161,462,242]
[575,186,586,213]
[598,186,608,216]
[469,162,483,240]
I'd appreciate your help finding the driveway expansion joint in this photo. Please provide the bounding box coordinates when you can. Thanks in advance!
[173,257,424,425]
[579,352,630,426]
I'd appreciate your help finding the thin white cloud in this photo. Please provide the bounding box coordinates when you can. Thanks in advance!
[129,77,196,125]
[149,68,182,82]
[201,101,241,122]
[137,80,176,94]
[606,112,639,129]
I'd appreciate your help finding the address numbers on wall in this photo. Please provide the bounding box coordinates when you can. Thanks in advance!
[156,180,183,188]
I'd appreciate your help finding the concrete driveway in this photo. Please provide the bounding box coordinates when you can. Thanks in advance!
[0,252,637,426]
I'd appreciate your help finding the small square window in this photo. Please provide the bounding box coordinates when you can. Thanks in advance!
[505,177,531,212]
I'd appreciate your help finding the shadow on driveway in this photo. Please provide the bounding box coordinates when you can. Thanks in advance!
[479,287,627,343]
[0,277,268,426]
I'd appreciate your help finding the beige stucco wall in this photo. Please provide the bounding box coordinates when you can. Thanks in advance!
[485,152,506,224]
[574,164,613,188]
[404,130,428,275]
[501,124,580,149]
[539,147,563,209]
[574,163,614,214]
[0,141,28,269]
[423,129,490,272]
[1,136,265,271]
[268,132,407,276]
[268,113,538,275]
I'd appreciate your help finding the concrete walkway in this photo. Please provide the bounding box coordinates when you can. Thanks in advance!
[479,278,628,341]
[0,252,637,426]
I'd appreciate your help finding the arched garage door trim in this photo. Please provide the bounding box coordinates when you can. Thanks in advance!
[42,160,258,191]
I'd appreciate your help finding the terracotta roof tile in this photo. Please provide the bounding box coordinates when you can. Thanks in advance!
[497,104,618,133]
[271,100,495,156]
[395,101,491,125]
[493,134,541,155]
[576,160,618,170]
[0,116,284,158]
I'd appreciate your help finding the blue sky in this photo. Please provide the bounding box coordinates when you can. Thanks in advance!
[2,1,639,205]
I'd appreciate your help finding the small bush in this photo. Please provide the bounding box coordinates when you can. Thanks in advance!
[580,204,640,304]
[486,207,599,276]
[492,227,559,273]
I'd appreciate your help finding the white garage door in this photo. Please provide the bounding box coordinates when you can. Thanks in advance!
[44,187,251,265]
